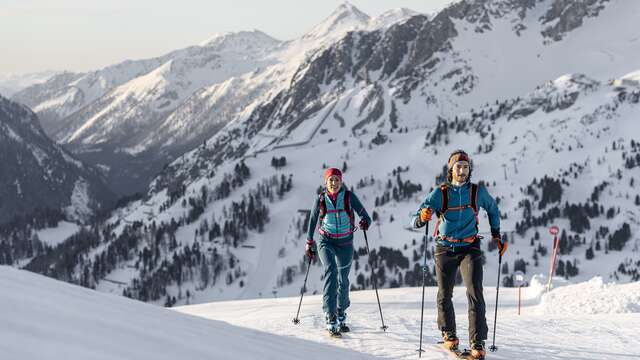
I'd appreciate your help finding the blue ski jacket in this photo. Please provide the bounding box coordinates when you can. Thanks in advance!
[412,182,500,247]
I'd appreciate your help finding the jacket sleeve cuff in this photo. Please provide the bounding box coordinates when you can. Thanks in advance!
[306,239,315,245]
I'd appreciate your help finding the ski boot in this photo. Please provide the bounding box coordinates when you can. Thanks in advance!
[337,308,350,333]
[325,313,341,337]
[442,330,460,351]
[469,340,486,359]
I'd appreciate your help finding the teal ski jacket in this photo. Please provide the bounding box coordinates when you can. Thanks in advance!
[307,188,371,245]
[412,182,500,247]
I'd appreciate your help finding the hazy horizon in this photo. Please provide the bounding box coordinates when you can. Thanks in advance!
[1,0,453,76]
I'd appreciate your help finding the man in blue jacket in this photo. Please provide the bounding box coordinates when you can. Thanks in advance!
[306,168,371,337]
[412,150,507,359]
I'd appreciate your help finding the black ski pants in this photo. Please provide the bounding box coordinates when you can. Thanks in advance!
[434,240,487,343]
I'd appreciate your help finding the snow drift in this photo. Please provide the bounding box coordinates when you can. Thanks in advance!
[537,277,640,315]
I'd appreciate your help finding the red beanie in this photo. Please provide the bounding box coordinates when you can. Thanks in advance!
[323,168,342,182]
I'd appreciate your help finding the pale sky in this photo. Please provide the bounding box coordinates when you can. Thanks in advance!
[1,0,454,76]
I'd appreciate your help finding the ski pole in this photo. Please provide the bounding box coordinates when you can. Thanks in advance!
[363,230,388,331]
[292,256,312,325]
[417,221,429,357]
[489,252,503,352]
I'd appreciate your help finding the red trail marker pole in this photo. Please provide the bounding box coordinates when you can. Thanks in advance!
[547,225,560,292]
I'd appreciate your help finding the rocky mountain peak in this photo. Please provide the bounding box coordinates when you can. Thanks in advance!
[303,2,371,40]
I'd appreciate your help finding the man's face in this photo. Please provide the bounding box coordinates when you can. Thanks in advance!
[452,161,470,183]
[326,175,342,193]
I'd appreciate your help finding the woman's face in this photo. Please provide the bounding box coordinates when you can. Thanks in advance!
[326,175,342,193]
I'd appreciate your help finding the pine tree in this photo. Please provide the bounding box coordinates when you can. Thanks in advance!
[200,260,210,288]
[585,247,594,260]
[501,262,509,275]
[514,258,527,274]
[502,275,514,287]
[556,260,565,277]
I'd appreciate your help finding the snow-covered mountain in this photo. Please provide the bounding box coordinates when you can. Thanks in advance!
[52,30,281,194]
[0,70,60,98]
[369,8,421,30]
[57,30,280,149]
[12,0,640,310]
[0,95,112,225]
[10,3,418,196]
[10,56,172,136]
[307,2,369,36]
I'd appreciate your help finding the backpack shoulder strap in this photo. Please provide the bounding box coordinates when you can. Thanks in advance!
[343,190,355,227]
[343,190,351,212]
[434,184,448,238]
[318,192,327,220]
[470,183,479,214]
[470,183,479,232]
[439,183,448,214]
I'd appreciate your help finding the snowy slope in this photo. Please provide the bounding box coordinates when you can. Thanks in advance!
[0,266,371,360]
[35,221,81,247]
[177,275,640,360]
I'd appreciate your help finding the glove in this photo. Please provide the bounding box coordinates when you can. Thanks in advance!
[305,239,316,260]
[493,233,507,256]
[359,218,369,231]
[419,208,433,223]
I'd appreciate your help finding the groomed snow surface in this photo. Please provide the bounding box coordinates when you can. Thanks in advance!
[3,266,639,360]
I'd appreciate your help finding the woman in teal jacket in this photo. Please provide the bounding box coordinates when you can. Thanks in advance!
[306,167,371,336]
